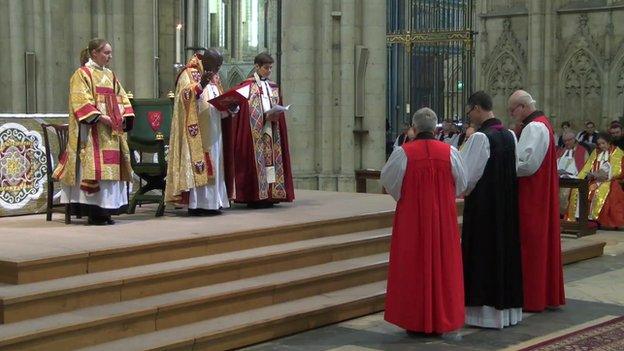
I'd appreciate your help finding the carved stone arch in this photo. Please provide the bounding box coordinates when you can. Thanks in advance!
[486,51,524,98]
[558,14,605,125]
[608,44,624,120]
[227,68,244,89]
[558,48,603,124]
[560,48,602,99]
[484,17,526,98]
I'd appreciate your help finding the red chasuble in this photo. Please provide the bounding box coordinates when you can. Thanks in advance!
[518,115,565,312]
[384,139,464,333]
[229,79,294,203]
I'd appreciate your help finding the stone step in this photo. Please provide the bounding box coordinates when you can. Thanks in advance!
[0,257,388,351]
[0,211,394,284]
[75,282,387,351]
[0,229,391,323]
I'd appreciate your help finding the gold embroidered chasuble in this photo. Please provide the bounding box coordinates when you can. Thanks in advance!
[53,61,134,190]
[165,55,215,204]
[567,146,624,220]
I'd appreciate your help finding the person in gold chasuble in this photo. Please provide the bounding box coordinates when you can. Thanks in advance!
[165,49,235,216]
[566,132,624,228]
[53,38,134,225]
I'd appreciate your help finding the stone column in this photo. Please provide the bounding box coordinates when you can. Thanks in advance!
[316,0,336,190]
[360,0,387,178]
[197,0,208,49]
[337,0,356,192]
[542,0,556,123]
[111,0,127,82]
[133,0,156,98]
[527,0,545,105]
[280,0,315,188]
[8,0,26,112]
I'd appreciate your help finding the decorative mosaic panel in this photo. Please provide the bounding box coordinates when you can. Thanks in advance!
[0,116,66,217]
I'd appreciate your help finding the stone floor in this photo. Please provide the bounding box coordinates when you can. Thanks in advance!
[242,230,624,351]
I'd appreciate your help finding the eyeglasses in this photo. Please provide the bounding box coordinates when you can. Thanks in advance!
[465,105,475,117]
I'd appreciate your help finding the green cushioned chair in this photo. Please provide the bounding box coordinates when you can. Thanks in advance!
[127,95,174,217]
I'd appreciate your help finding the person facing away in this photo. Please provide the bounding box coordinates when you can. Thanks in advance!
[508,90,565,312]
[566,132,624,229]
[165,49,235,216]
[231,52,294,208]
[460,91,524,329]
[380,107,467,334]
[53,38,134,225]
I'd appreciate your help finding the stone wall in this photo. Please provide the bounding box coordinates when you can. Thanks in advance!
[281,0,387,192]
[475,0,624,131]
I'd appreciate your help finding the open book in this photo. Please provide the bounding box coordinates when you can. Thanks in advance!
[207,89,247,111]
[265,104,291,116]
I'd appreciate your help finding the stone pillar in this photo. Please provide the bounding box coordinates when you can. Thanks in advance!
[230,0,241,61]
[111,0,127,82]
[92,0,107,37]
[316,0,336,190]
[8,0,26,112]
[337,0,356,192]
[197,0,208,49]
[133,0,156,98]
[281,0,318,189]
[361,0,387,179]
[527,0,545,105]
[186,0,195,61]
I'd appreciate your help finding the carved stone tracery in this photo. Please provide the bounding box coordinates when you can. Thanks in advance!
[485,18,526,97]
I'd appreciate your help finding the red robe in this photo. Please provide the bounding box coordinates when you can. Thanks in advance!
[384,139,464,333]
[518,114,565,312]
[230,78,294,203]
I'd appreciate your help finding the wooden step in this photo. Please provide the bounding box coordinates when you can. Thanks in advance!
[562,238,606,265]
[75,282,386,351]
[0,211,394,285]
[0,257,388,351]
[0,230,390,323]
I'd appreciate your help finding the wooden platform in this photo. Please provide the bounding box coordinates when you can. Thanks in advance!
[0,190,606,351]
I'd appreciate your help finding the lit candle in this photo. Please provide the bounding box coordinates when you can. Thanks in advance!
[175,24,182,63]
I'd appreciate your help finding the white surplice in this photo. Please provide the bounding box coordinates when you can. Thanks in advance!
[380,144,467,201]
[516,121,550,177]
[187,82,230,210]
[60,90,128,211]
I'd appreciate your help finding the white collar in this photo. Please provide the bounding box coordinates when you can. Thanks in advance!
[86,58,105,70]
[598,150,610,162]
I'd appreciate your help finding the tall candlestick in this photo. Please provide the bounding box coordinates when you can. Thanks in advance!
[175,24,182,63]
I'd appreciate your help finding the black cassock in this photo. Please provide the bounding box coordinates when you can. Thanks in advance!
[462,118,524,310]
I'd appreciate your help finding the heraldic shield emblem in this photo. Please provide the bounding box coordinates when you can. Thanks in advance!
[147,111,163,133]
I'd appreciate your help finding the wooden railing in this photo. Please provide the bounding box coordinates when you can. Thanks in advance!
[559,177,596,237]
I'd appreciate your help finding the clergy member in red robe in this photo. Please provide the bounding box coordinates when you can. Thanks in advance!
[231,52,294,207]
[556,131,588,177]
[381,107,467,334]
[508,90,565,312]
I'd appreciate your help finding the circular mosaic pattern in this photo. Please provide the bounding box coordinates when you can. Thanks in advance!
[0,123,47,209]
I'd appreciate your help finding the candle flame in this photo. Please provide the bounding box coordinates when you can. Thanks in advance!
[176,24,182,29]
